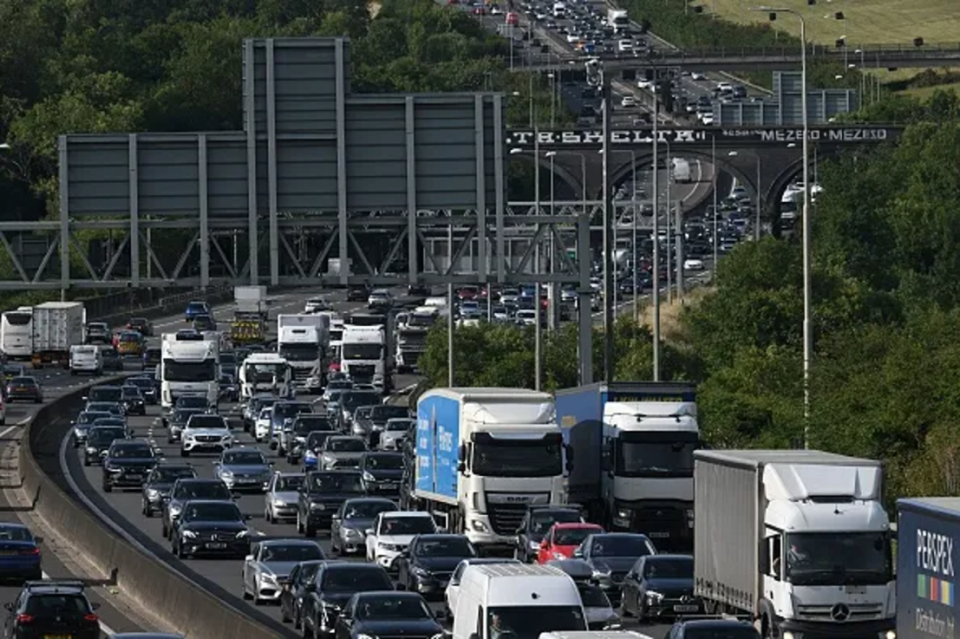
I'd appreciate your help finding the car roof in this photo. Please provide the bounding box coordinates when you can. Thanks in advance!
[180,499,236,506]
[258,538,321,548]
[176,478,225,485]
[550,522,601,531]
[383,511,431,519]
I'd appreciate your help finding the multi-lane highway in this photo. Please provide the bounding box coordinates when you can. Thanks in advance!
[13,286,677,638]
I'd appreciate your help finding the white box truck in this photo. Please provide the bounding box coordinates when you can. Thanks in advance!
[607,9,629,31]
[407,388,568,552]
[694,449,895,639]
[276,314,330,393]
[31,302,85,367]
[234,285,268,319]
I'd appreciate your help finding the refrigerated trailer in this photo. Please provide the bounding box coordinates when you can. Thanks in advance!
[31,302,86,367]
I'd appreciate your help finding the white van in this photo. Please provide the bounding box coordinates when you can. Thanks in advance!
[69,345,103,376]
[453,564,587,639]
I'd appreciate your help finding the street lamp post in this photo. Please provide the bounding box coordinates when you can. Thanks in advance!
[728,151,763,241]
[753,5,812,446]
[651,103,661,382]
[712,136,719,269]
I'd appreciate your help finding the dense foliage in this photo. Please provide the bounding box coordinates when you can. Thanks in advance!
[420,92,960,499]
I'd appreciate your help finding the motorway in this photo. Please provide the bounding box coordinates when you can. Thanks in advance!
[10,285,677,638]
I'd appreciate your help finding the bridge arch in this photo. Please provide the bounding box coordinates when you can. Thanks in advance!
[507,153,583,202]
[605,150,754,204]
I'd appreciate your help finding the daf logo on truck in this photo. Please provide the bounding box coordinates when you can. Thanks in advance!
[918,529,955,576]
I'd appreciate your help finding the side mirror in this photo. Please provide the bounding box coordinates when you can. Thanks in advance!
[365,528,374,536]
[457,443,466,462]
[245,555,254,562]
[456,461,466,473]
[232,492,242,500]
[3,603,12,611]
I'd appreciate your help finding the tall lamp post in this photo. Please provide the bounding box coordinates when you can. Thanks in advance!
[545,151,587,329]
[752,5,812,446]
[728,151,763,241]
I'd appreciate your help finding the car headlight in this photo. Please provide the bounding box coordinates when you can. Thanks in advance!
[236,530,250,538]
[381,543,401,552]
[412,566,430,577]
[646,590,664,603]
[146,489,160,500]
[528,540,540,551]
[592,567,611,579]
[261,572,278,584]
[344,527,362,538]
[85,446,97,454]
[617,509,630,518]
[470,520,489,533]
[182,530,198,539]
[358,634,376,639]
[552,551,567,560]
[310,502,325,511]
[273,499,287,507]
[362,471,376,482]
[169,504,183,516]
[220,470,234,478]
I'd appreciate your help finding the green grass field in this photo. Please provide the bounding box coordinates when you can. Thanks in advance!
[704,0,960,47]
[900,80,960,99]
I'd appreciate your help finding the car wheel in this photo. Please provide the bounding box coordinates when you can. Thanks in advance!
[180,448,190,457]
[296,511,304,534]
[265,508,272,524]
[103,483,112,493]
[144,503,153,518]
[304,521,315,537]
[83,457,90,467]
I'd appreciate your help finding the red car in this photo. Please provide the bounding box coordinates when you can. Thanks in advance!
[536,522,604,564]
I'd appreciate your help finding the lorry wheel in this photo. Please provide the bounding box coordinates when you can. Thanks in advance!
[761,615,773,639]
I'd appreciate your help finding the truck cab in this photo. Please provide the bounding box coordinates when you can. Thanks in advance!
[395,306,438,373]
[160,333,220,413]
[239,353,292,399]
[277,314,330,392]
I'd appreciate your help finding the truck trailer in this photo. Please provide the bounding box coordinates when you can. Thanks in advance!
[234,285,268,320]
[555,382,698,550]
[694,449,895,639]
[407,387,568,551]
[897,497,960,639]
[31,302,86,367]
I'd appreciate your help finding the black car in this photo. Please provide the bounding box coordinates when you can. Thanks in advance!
[515,505,584,563]
[367,405,410,432]
[126,376,158,404]
[3,580,100,639]
[300,563,394,639]
[141,347,161,371]
[101,440,159,492]
[358,452,403,497]
[219,374,239,402]
[6,377,42,403]
[175,395,213,412]
[573,533,658,605]
[334,591,442,639]
[279,559,327,628]
[126,317,153,337]
[621,554,700,621]
[141,465,199,517]
[286,415,335,464]
[165,407,204,443]
[665,618,761,639]
[71,411,114,447]
[346,286,370,302]
[397,534,477,598]
[85,385,123,404]
[85,322,111,345]
[82,426,128,466]
[120,385,146,415]
[170,499,253,559]
[100,347,124,371]
[297,470,365,537]
[161,478,234,539]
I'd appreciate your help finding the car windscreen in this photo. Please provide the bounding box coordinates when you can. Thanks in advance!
[89,387,122,402]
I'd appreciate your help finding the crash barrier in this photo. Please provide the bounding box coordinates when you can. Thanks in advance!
[20,383,285,639]
[91,284,235,326]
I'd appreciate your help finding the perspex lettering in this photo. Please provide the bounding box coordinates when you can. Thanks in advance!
[507,127,892,148]
[918,529,955,577]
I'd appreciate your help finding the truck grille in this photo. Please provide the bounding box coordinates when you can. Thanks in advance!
[487,503,528,536]
[292,368,311,380]
[633,506,686,526]
[796,603,885,622]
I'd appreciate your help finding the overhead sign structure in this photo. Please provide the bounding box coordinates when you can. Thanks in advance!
[505,125,902,149]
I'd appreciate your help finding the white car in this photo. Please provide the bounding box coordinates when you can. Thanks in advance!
[618,39,633,53]
[637,79,654,91]
[379,418,415,451]
[365,511,437,570]
[241,539,324,604]
[180,414,233,457]
[254,406,272,442]
[445,558,522,619]
[684,258,705,271]
[700,112,715,125]
[515,310,537,326]
[690,71,706,81]
[620,96,636,108]
[303,298,329,313]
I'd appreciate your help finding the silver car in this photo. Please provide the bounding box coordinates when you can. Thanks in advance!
[264,471,305,522]
[214,448,273,492]
[380,418,416,450]
[330,497,398,556]
[241,539,325,603]
[319,436,367,470]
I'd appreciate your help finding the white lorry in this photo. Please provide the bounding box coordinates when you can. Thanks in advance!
[671,158,692,183]
[341,313,393,390]
[160,332,221,412]
[31,301,86,367]
[234,285,268,320]
[276,314,330,393]
[408,388,568,552]
[607,8,629,31]
[239,352,292,400]
[394,306,438,373]
[0,306,35,360]
[694,449,896,639]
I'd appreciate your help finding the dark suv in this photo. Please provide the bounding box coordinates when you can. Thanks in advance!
[101,441,159,492]
[514,504,584,563]
[296,470,364,537]
[2,580,100,639]
[300,563,394,639]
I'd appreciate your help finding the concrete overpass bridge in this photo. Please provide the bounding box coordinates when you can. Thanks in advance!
[506,124,904,221]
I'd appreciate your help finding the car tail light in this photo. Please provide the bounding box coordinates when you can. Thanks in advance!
[19,547,39,555]
[84,613,98,622]
[16,613,33,623]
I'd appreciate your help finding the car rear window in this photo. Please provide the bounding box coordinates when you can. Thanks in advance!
[25,594,90,615]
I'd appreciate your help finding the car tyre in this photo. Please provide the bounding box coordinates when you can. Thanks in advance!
[103,482,112,493]
[265,508,272,524]
[180,448,190,458]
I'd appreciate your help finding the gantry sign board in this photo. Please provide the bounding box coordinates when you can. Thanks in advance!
[59,37,504,285]
[504,125,903,149]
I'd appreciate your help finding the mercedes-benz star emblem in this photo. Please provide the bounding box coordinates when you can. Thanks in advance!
[211,534,218,541]
[831,604,850,621]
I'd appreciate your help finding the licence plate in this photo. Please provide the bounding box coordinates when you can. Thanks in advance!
[44,636,70,639]
[649,532,670,538]
[206,542,227,549]
[380,483,397,489]
[674,605,699,612]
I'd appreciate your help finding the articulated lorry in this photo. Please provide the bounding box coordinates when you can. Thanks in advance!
[341,312,394,391]
[555,382,698,550]
[393,306,438,373]
[30,302,86,367]
[160,332,221,412]
[276,314,330,392]
[897,497,960,639]
[405,387,568,552]
[694,450,895,639]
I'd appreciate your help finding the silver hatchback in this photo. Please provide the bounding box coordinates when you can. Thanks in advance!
[264,471,305,523]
